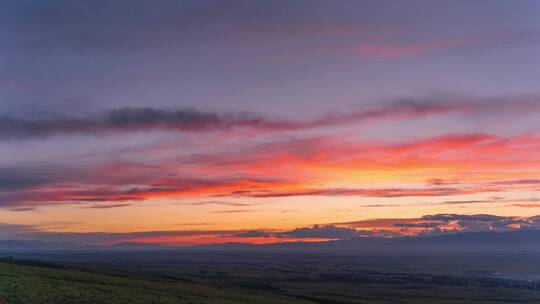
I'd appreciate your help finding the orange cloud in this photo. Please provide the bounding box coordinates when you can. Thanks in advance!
[2,132,540,207]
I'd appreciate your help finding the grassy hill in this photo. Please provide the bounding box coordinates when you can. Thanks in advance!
[3,256,540,304]
[0,261,310,304]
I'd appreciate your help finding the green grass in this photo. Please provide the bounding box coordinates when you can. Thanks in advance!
[0,262,311,304]
[2,259,540,304]
[281,282,540,304]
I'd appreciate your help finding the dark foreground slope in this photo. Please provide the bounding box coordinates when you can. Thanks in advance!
[0,261,310,304]
[3,256,540,304]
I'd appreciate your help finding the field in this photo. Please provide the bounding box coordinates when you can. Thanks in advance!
[2,252,540,303]
[0,260,309,304]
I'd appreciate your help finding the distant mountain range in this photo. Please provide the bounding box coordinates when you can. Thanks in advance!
[0,240,165,252]
[191,229,540,254]
[2,229,540,254]
[0,239,81,251]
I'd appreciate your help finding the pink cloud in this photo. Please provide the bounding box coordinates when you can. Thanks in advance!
[352,39,460,59]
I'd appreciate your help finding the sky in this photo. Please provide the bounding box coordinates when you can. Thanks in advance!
[1,0,540,245]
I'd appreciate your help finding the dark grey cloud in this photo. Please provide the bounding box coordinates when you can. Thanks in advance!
[282,225,359,239]
[335,213,540,235]
[0,108,289,139]
[3,0,326,52]
[7,207,36,212]
[81,203,132,209]
[394,222,441,228]
[0,102,453,139]
[4,0,538,57]
[355,229,402,238]
[234,230,270,238]
[2,95,540,140]
[409,214,528,233]
[0,167,52,192]
[421,214,504,222]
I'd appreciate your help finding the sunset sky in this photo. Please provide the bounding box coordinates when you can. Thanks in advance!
[1,0,540,245]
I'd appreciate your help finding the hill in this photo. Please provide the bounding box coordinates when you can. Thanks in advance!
[0,261,311,304]
[4,229,540,254]
[194,229,540,254]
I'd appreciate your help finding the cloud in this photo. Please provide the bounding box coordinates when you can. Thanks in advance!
[1,128,539,208]
[10,1,536,57]
[421,214,504,222]
[5,1,312,53]
[426,178,450,186]
[0,167,51,192]
[7,207,36,212]
[2,95,540,140]
[355,229,402,238]
[512,204,540,208]
[359,204,401,208]
[333,213,538,234]
[229,186,498,198]
[81,203,132,209]
[393,222,441,228]
[186,130,540,189]
[437,200,492,205]
[352,38,460,59]
[490,179,540,186]
[0,102,444,139]
[190,200,252,207]
[334,218,427,229]
[174,222,212,227]
[3,213,540,246]
[211,209,254,214]
[0,223,39,238]
[281,225,359,239]
[0,222,258,245]
[0,171,284,207]
[0,108,293,139]
[233,230,270,238]
[418,214,524,232]
[351,30,540,60]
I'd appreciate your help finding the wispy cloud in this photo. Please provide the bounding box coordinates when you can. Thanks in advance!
[211,209,255,214]
[2,129,540,207]
[81,203,132,209]
[228,186,499,198]
[351,30,540,60]
[7,207,36,212]
[353,38,461,59]
[511,204,540,208]
[189,200,252,207]
[2,96,540,140]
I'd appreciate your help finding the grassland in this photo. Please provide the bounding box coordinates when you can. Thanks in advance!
[2,253,540,304]
[0,261,310,304]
